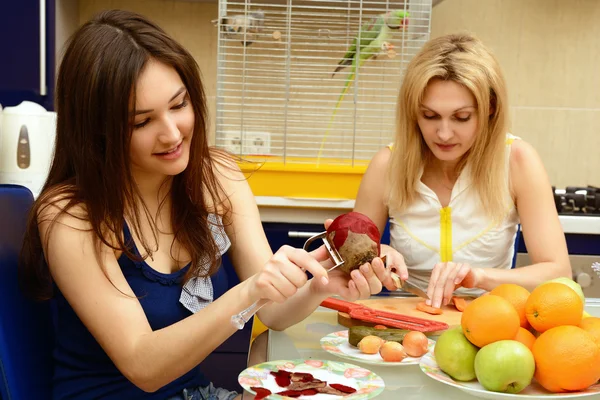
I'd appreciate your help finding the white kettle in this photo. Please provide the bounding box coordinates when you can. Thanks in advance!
[0,101,56,198]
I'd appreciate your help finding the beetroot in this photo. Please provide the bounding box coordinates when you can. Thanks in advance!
[251,387,272,399]
[326,212,381,274]
[275,390,303,398]
[329,383,357,394]
[276,388,318,397]
[266,368,357,398]
[290,372,314,383]
[270,369,292,387]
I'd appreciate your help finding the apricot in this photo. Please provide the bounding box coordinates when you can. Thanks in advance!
[379,341,408,362]
[357,335,385,354]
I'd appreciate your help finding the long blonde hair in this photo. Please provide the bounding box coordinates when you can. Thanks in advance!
[388,33,510,222]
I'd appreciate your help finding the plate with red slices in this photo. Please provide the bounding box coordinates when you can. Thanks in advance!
[238,359,385,399]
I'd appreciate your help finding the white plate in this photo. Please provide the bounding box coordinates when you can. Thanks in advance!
[320,330,435,366]
[238,359,385,399]
[419,348,600,399]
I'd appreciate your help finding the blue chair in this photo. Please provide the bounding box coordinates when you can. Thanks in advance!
[0,184,53,400]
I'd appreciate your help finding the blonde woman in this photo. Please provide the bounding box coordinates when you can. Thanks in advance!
[354,33,571,310]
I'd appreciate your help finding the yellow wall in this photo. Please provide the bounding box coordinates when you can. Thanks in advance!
[74,0,600,188]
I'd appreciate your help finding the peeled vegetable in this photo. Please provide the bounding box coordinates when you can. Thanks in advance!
[327,212,381,274]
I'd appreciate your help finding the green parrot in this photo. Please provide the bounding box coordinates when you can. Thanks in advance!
[332,10,409,78]
[317,10,409,161]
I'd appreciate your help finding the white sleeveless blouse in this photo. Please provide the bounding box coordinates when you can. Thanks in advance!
[388,134,520,297]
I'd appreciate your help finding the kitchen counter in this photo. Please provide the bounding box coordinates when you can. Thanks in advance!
[255,196,600,235]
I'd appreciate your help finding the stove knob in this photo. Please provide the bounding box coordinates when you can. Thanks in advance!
[575,272,592,288]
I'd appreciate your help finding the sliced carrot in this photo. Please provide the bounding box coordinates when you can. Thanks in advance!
[373,325,387,330]
[452,296,467,312]
[416,301,443,315]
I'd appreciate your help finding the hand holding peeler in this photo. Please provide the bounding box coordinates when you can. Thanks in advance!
[230,231,344,329]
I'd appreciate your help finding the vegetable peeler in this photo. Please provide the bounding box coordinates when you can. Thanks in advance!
[302,230,346,271]
[320,297,449,332]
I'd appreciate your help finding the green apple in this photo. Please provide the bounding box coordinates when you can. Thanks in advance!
[474,340,535,394]
[434,326,479,381]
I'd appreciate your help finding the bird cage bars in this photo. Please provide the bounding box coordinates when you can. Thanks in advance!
[214,0,432,166]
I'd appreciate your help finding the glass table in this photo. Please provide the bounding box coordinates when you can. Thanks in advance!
[244,297,600,399]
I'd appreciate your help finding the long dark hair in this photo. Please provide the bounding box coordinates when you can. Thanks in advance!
[19,9,231,301]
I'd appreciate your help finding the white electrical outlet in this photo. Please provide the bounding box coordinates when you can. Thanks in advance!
[245,131,271,155]
[219,130,270,156]
[220,131,243,154]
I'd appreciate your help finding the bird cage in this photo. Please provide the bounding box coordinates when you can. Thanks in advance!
[213,0,432,199]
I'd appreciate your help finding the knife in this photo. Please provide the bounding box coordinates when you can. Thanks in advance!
[399,278,430,300]
[380,254,430,300]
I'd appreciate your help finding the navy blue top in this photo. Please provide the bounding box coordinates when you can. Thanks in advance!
[51,222,230,399]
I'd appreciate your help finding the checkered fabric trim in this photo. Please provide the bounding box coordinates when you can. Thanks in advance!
[179,214,231,313]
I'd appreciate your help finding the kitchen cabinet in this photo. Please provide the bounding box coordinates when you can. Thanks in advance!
[517,232,600,256]
[0,0,56,110]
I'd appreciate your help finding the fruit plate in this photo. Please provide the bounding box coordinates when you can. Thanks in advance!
[419,350,600,399]
[320,330,435,366]
[238,359,385,399]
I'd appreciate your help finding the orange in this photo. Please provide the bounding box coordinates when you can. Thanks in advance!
[579,317,600,348]
[461,294,520,348]
[532,325,600,392]
[489,283,531,328]
[525,282,583,332]
[513,326,536,350]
